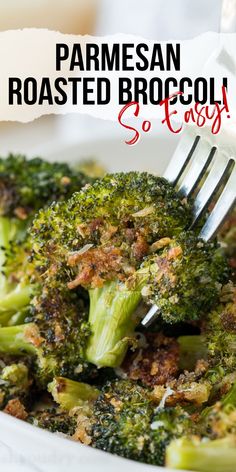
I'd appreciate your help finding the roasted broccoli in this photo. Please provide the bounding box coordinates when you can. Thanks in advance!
[0,154,91,326]
[166,380,236,471]
[48,376,236,468]
[89,379,192,465]
[138,232,228,324]
[178,284,236,383]
[0,356,33,419]
[153,285,235,411]
[30,172,228,369]
[199,379,236,433]
[49,377,193,465]
[0,286,93,388]
[0,154,90,217]
[151,285,236,417]
[28,408,77,435]
[0,161,234,470]
[204,283,236,375]
[0,244,92,389]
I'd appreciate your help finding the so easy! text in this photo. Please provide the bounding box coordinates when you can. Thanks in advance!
[118,87,230,145]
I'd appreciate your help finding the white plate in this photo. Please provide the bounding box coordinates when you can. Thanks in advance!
[0,411,186,472]
[0,132,189,472]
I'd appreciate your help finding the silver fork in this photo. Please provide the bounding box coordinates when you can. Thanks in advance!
[141,125,236,327]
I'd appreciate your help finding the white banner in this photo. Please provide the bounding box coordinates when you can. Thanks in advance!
[0,29,235,129]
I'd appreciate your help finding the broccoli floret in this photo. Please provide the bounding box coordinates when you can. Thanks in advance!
[138,232,228,324]
[166,379,236,471]
[178,284,236,382]
[50,377,192,465]
[30,172,228,368]
[0,359,32,410]
[199,380,236,435]
[0,238,94,388]
[28,408,77,435]
[48,377,100,444]
[90,380,191,465]
[156,287,236,412]
[0,288,94,388]
[0,154,90,218]
[0,154,92,326]
[204,283,236,375]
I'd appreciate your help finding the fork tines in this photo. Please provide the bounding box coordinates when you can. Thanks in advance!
[141,126,236,327]
[164,127,236,241]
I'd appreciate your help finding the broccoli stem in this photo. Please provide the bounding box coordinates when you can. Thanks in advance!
[0,216,12,251]
[85,281,143,367]
[0,216,26,270]
[0,324,36,355]
[0,285,31,313]
[0,285,31,328]
[166,437,236,472]
[0,311,16,326]
[0,307,29,327]
[178,335,208,370]
[48,376,100,410]
[7,308,29,326]
[0,216,12,293]
[0,217,31,323]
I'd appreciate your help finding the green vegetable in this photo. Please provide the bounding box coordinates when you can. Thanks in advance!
[0,285,93,388]
[166,436,236,472]
[166,377,236,471]
[28,408,77,435]
[0,154,92,326]
[50,377,192,465]
[30,172,228,368]
[0,359,31,409]
[48,376,100,411]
